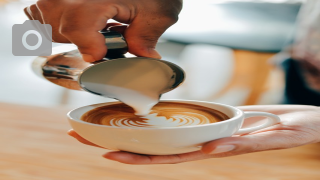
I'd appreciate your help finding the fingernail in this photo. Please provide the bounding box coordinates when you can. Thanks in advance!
[209,145,235,154]
[82,54,95,62]
[67,129,76,137]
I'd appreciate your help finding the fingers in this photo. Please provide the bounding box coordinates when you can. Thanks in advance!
[103,150,212,165]
[201,129,311,157]
[67,129,212,164]
[59,6,118,62]
[237,105,317,115]
[67,129,105,149]
[118,0,181,59]
[24,7,34,20]
[24,0,179,61]
[103,151,154,164]
[67,129,211,164]
[69,128,313,164]
[35,0,70,43]
[26,2,120,62]
[123,14,177,59]
[24,4,43,23]
[24,3,70,43]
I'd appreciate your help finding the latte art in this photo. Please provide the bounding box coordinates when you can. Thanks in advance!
[109,112,213,128]
[81,102,229,128]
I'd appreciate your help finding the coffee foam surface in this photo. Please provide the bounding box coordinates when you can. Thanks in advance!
[110,113,212,127]
[81,102,229,128]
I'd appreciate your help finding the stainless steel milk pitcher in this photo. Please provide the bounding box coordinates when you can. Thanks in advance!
[32,31,185,95]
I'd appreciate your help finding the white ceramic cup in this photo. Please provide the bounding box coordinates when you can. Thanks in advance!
[67,100,280,155]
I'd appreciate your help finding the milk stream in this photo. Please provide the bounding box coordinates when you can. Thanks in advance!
[83,83,158,115]
[80,59,176,116]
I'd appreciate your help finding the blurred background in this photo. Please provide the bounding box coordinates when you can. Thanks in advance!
[0,0,304,109]
[3,1,320,180]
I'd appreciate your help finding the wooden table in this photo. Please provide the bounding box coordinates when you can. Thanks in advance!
[1,103,319,180]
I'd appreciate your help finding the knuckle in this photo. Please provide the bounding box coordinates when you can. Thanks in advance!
[25,4,38,16]
[26,4,41,20]
[28,4,38,14]
[23,7,32,18]
[23,7,28,13]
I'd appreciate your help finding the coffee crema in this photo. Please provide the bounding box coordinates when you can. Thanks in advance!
[81,102,229,128]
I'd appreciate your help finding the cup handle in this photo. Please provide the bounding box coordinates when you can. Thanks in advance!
[235,111,281,135]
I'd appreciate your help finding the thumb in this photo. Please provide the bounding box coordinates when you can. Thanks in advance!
[201,130,309,157]
[124,16,176,59]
